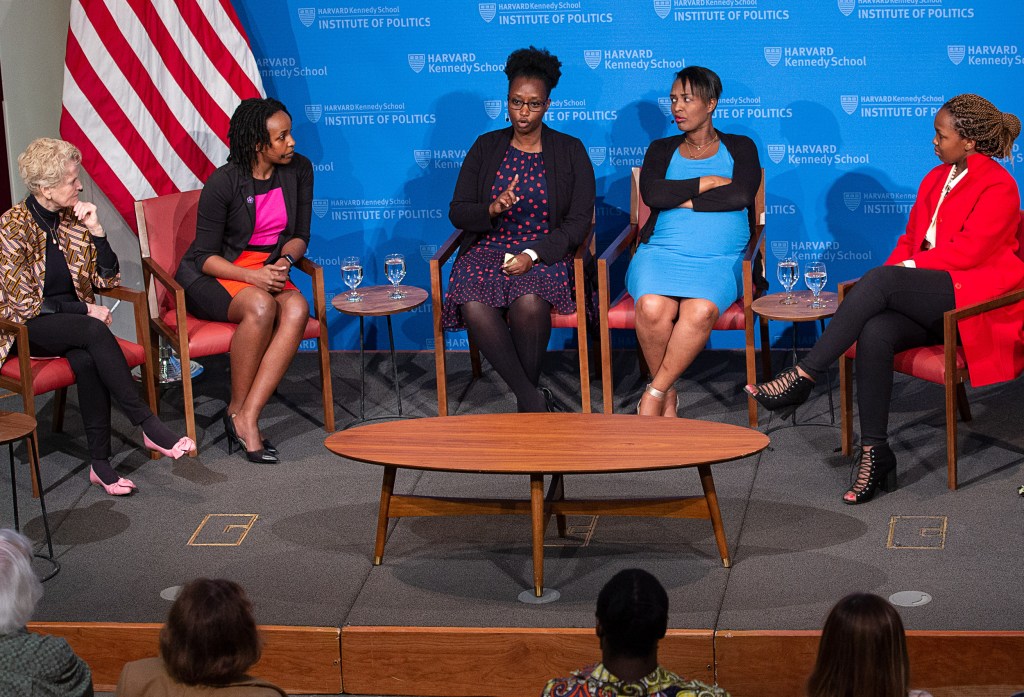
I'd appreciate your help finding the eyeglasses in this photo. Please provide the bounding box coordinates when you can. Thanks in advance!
[508,96,548,112]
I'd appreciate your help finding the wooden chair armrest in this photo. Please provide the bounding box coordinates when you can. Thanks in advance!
[597,223,638,267]
[947,286,1024,323]
[837,277,861,302]
[294,257,322,276]
[0,316,36,395]
[143,257,185,294]
[94,285,145,303]
[430,229,464,268]
[294,257,329,328]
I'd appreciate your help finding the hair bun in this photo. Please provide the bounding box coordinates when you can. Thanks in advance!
[1002,111,1022,141]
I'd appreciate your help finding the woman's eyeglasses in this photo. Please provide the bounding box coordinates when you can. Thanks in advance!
[508,97,547,112]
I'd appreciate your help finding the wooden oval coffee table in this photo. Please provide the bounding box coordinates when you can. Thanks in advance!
[325,413,769,601]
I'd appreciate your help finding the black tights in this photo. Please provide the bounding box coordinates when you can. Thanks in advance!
[460,295,552,412]
[799,265,955,445]
[24,313,175,482]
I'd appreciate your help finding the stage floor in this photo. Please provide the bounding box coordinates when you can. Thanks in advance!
[5,349,1024,694]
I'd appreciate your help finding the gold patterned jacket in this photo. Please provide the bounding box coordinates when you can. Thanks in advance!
[0,200,121,364]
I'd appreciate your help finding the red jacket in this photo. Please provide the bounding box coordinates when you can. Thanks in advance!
[885,153,1024,386]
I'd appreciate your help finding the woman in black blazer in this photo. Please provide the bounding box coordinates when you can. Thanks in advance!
[176,98,312,463]
[442,46,596,412]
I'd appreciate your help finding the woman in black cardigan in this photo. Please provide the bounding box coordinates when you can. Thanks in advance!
[628,66,761,417]
[176,98,311,463]
[442,47,596,412]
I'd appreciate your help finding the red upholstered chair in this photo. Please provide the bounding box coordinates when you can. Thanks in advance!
[0,285,156,495]
[134,190,334,453]
[597,167,770,425]
[839,210,1024,490]
[430,220,595,416]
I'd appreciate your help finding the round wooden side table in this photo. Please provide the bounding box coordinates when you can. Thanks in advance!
[332,285,428,426]
[752,290,839,427]
[1,410,59,580]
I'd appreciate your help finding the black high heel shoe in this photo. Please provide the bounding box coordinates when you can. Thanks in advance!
[223,413,279,464]
[843,443,897,505]
[744,367,814,419]
[540,387,564,413]
[261,439,279,456]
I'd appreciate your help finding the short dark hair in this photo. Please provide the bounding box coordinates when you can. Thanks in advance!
[807,593,909,697]
[504,46,562,95]
[595,569,669,658]
[673,66,723,105]
[160,578,261,686]
[227,97,290,173]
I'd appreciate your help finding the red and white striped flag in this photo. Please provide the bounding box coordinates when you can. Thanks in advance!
[60,0,264,231]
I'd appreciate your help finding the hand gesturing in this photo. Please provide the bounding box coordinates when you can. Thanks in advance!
[488,174,520,218]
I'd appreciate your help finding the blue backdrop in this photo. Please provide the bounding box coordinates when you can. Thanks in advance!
[232,0,1024,351]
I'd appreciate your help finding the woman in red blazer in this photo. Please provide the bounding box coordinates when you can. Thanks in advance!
[746,94,1022,504]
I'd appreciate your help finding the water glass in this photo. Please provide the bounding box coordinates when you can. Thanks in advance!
[776,257,799,305]
[341,255,364,302]
[385,253,407,299]
[804,260,828,308]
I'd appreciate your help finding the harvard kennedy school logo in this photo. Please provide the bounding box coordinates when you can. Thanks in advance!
[840,95,859,115]
[843,191,862,211]
[770,240,789,260]
[408,54,426,73]
[305,104,323,123]
[584,50,602,70]
[767,144,786,164]
[478,3,497,22]
[413,150,432,169]
[764,47,782,67]
[947,45,966,65]
[588,147,607,167]
[312,199,329,218]
[653,0,671,20]
[837,0,855,17]
[297,7,315,27]
[484,99,503,120]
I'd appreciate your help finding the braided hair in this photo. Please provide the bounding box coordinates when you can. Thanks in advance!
[226,97,290,173]
[595,569,669,659]
[943,94,1021,158]
[504,46,562,95]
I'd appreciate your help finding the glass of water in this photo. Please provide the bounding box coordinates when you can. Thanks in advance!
[385,253,407,300]
[776,257,799,305]
[804,260,828,309]
[341,255,363,302]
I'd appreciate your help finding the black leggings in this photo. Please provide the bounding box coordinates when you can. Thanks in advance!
[460,295,552,412]
[24,313,153,460]
[800,265,955,445]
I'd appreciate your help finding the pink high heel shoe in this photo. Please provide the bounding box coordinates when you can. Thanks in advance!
[90,466,136,496]
[143,433,195,459]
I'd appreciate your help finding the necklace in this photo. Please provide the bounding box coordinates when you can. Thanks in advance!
[684,134,719,158]
[28,196,61,244]
[942,163,959,197]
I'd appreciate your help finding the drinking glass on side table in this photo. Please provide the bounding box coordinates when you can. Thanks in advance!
[342,255,364,302]
[777,257,799,305]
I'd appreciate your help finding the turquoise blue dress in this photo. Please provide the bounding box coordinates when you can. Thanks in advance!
[626,146,749,315]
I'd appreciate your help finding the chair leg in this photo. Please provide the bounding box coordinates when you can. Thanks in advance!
[955,382,972,422]
[600,326,615,414]
[51,388,67,433]
[744,319,758,428]
[945,379,959,490]
[839,354,854,456]
[318,336,335,432]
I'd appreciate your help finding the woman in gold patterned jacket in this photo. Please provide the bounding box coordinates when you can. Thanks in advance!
[0,138,193,495]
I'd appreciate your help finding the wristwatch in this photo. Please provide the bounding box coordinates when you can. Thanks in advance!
[282,254,297,266]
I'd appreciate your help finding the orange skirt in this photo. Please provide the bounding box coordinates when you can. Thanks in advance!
[217,250,299,298]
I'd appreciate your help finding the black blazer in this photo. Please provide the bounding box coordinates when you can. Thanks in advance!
[176,153,314,290]
[637,131,760,244]
[449,125,595,264]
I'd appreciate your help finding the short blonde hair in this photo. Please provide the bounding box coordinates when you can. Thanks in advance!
[17,137,82,195]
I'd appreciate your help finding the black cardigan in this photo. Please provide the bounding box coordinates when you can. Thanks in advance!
[637,131,761,244]
[448,125,596,264]
[176,153,314,290]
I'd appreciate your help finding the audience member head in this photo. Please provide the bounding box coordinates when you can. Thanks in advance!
[941,94,1020,158]
[673,66,723,109]
[595,568,669,660]
[807,593,911,697]
[504,46,562,97]
[0,529,44,635]
[17,137,82,197]
[159,578,261,686]
[227,97,291,173]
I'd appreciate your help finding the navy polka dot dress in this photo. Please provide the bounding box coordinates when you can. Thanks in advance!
[442,145,577,330]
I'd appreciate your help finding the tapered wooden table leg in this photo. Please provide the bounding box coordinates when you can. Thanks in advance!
[698,464,730,568]
[374,466,397,565]
[530,474,544,596]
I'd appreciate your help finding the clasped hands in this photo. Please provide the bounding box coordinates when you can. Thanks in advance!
[249,260,291,293]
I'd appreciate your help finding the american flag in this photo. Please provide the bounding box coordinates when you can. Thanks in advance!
[60,0,264,231]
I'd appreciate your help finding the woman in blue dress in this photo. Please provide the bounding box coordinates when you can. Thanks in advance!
[628,66,761,417]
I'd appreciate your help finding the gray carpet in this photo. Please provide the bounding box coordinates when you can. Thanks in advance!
[3,349,1022,633]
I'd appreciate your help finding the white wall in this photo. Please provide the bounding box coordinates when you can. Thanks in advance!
[1,0,142,338]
